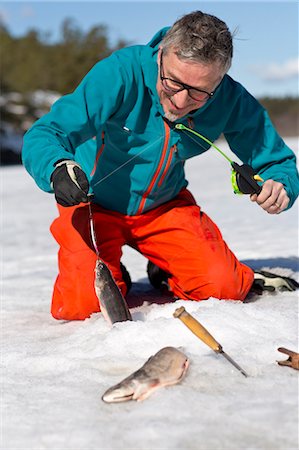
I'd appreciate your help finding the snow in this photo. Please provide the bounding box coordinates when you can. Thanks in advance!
[1,138,298,450]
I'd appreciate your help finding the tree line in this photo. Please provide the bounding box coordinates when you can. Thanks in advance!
[0,18,127,95]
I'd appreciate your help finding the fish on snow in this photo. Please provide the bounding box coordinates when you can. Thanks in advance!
[102,346,189,403]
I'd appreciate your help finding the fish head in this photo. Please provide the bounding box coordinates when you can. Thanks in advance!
[95,260,111,287]
[95,259,105,275]
[102,377,160,403]
[102,381,135,403]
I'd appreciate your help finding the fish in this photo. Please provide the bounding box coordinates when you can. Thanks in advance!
[102,346,189,403]
[94,259,132,325]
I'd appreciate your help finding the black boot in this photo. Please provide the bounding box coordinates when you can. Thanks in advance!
[147,260,170,290]
[120,262,132,293]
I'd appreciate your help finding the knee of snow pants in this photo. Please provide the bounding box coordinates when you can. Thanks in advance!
[133,190,254,302]
[168,253,254,301]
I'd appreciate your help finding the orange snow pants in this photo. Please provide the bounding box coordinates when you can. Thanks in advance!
[50,189,254,320]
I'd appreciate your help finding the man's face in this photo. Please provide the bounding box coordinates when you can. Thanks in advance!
[156,48,224,121]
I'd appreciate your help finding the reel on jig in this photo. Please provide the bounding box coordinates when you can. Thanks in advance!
[230,162,263,195]
[175,123,264,195]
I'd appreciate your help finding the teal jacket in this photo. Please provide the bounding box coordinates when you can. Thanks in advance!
[22,28,299,214]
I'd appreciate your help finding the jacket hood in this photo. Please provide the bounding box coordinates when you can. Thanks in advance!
[139,28,170,115]
[147,27,170,49]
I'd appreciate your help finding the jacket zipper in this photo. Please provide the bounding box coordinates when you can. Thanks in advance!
[90,132,105,176]
[136,121,170,214]
[157,144,177,187]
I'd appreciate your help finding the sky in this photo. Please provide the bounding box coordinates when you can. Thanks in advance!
[0,1,298,97]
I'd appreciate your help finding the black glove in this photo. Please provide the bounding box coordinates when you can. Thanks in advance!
[51,160,89,207]
[251,270,299,294]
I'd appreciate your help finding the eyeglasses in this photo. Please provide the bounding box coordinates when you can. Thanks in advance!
[159,51,214,102]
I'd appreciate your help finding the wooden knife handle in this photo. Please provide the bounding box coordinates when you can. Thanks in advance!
[173,306,222,353]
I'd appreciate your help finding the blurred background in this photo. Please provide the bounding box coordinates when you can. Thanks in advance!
[1,0,298,165]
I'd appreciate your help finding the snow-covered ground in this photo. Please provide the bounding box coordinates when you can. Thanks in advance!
[1,138,298,450]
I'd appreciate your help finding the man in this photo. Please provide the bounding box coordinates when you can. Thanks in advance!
[22,11,299,320]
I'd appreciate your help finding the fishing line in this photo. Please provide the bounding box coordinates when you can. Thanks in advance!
[91,121,262,195]
[175,123,233,163]
[87,196,100,257]
[92,129,168,188]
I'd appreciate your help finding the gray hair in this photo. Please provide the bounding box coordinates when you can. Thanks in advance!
[161,11,233,73]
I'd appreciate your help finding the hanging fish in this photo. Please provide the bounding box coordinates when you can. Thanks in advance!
[95,259,132,325]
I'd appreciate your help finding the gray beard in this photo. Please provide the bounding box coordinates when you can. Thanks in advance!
[164,111,180,122]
